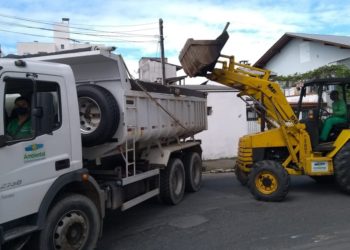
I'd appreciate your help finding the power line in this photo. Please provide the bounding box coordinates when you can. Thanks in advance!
[0,13,158,33]
[0,28,158,44]
[0,20,159,39]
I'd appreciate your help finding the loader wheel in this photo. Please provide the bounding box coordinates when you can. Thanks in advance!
[38,194,100,250]
[235,164,248,186]
[184,152,202,192]
[248,160,290,201]
[77,84,119,147]
[160,158,185,205]
[334,141,350,193]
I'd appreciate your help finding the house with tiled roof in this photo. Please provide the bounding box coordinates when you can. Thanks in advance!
[254,33,350,76]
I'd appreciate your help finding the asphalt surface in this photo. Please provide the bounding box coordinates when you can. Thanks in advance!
[97,172,350,250]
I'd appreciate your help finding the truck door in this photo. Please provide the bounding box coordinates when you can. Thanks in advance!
[0,73,72,224]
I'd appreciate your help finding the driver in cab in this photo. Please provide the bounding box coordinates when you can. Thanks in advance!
[320,90,347,142]
[6,96,32,139]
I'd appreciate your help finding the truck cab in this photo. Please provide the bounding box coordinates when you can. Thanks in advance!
[0,59,89,247]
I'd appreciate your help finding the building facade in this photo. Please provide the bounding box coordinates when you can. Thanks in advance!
[183,85,248,160]
[254,33,350,76]
[17,18,102,55]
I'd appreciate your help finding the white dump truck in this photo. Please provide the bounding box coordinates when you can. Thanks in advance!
[0,47,207,249]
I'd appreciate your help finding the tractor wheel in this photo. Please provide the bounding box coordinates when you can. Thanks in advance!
[334,141,350,192]
[235,164,248,186]
[248,160,290,202]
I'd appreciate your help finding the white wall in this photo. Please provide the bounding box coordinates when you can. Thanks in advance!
[53,22,70,50]
[196,91,247,160]
[139,59,177,82]
[266,38,350,75]
[17,42,56,55]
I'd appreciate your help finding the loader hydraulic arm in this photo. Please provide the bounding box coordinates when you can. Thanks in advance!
[208,55,298,127]
[179,26,306,166]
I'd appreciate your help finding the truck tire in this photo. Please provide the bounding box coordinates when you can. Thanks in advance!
[160,158,186,205]
[235,164,248,186]
[184,152,202,192]
[38,194,100,250]
[334,141,350,192]
[248,160,290,202]
[77,84,119,147]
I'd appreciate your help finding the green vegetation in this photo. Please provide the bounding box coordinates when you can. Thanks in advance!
[273,64,350,88]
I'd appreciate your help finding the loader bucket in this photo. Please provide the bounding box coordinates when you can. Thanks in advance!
[179,30,229,77]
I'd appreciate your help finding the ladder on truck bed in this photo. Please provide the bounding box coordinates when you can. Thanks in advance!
[119,126,159,211]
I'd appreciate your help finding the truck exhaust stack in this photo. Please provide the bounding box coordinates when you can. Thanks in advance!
[179,23,230,77]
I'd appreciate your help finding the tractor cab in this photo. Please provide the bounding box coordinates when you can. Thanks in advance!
[297,78,350,149]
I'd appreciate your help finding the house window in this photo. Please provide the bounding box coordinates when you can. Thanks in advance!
[61,44,64,49]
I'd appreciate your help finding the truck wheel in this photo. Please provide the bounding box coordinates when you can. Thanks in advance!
[334,141,350,192]
[77,84,119,147]
[248,160,290,201]
[235,164,248,186]
[160,158,186,205]
[184,152,202,192]
[38,194,100,250]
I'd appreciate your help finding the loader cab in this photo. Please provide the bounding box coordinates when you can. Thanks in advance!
[297,77,350,147]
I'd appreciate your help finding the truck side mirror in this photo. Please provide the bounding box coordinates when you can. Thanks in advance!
[34,92,55,136]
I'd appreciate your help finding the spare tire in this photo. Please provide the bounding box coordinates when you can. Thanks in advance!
[77,84,119,147]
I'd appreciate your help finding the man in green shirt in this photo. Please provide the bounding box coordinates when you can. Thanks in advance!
[320,90,347,142]
[6,96,32,139]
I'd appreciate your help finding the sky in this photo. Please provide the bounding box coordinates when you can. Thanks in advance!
[1,0,350,82]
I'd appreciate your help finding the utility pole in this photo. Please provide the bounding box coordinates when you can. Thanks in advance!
[159,18,166,85]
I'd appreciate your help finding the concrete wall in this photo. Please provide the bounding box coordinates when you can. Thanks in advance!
[17,42,104,55]
[195,91,247,160]
[266,38,350,75]
[139,59,177,83]
[17,42,56,55]
[53,22,70,51]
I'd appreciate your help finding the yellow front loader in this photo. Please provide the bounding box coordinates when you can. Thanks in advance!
[179,23,350,201]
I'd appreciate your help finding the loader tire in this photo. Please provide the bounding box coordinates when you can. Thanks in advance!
[334,141,350,193]
[235,164,248,186]
[248,160,290,202]
[160,158,185,205]
[184,152,202,192]
[77,84,119,147]
[38,194,100,250]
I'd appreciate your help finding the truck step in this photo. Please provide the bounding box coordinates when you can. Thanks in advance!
[122,169,159,186]
[4,225,38,242]
[121,188,159,211]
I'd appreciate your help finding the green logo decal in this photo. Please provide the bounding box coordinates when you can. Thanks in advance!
[24,143,46,162]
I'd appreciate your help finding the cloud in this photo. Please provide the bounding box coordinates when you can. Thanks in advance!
[1,0,350,82]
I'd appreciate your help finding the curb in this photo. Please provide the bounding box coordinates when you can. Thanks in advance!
[203,168,235,174]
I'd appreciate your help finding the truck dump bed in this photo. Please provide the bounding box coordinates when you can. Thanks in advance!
[179,24,229,77]
[21,48,207,159]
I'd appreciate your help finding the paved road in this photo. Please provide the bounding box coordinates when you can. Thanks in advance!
[97,173,350,250]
